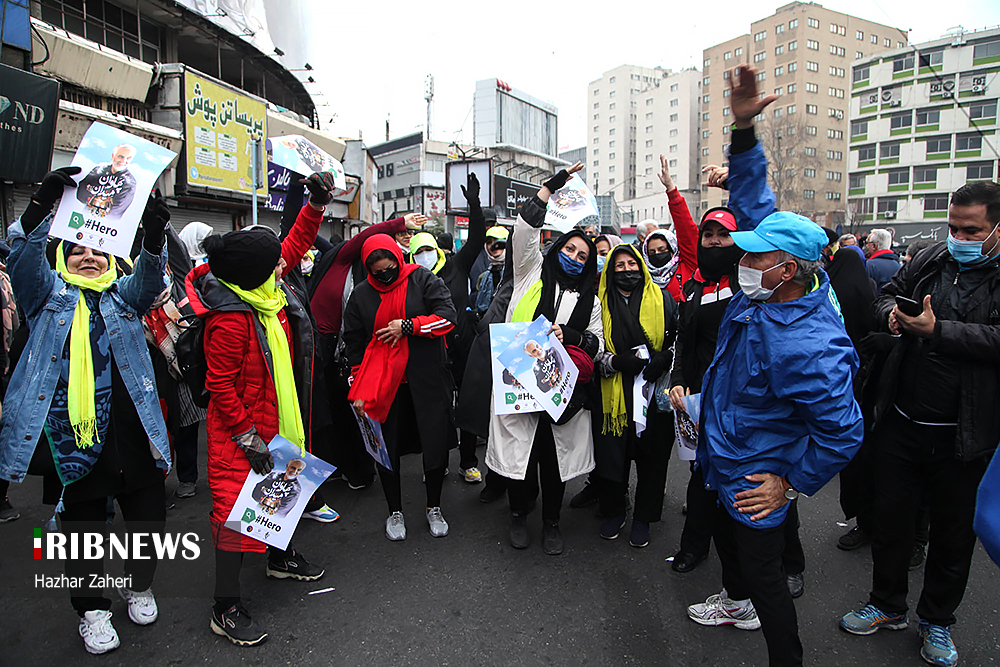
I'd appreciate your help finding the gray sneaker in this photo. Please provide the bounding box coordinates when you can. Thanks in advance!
[426,507,449,538]
[176,482,196,499]
[385,512,406,541]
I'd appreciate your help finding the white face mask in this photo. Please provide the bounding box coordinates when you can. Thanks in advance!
[300,257,314,275]
[737,260,787,301]
[414,249,438,270]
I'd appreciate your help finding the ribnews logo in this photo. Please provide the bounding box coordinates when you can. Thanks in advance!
[32,527,202,561]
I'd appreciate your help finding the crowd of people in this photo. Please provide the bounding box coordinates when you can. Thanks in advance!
[0,63,998,666]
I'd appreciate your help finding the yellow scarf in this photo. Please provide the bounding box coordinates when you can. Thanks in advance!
[219,276,306,454]
[55,243,117,448]
[597,244,665,435]
[408,232,447,273]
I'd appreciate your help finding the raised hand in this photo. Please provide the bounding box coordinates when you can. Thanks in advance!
[32,166,81,208]
[657,154,675,192]
[403,213,429,229]
[461,172,481,207]
[701,164,730,189]
[300,171,337,206]
[730,65,779,129]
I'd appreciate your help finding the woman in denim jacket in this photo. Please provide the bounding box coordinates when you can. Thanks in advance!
[0,167,172,656]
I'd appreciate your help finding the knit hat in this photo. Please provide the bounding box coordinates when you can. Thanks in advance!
[203,228,282,289]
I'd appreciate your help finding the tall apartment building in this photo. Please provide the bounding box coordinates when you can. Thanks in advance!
[587,65,701,228]
[702,2,908,226]
[847,26,1000,244]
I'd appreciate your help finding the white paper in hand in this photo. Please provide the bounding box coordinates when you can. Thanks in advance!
[632,345,652,436]
[544,176,600,233]
[48,121,177,258]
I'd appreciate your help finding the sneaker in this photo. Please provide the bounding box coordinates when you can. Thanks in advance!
[918,620,959,667]
[570,482,599,509]
[687,592,761,631]
[787,573,804,599]
[385,512,406,541]
[542,520,563,555]
[839,604,909,635]
[426,507,449,537]
[175,482,196,499]
[117,587,158,625]
[509,514,529,549]
[838,525,870,551]
[304,505,340,523]
[265,549,325,581]
[460,467,483,484]
[600,515,627,540]
[79,609,120,655]
[0,498,20,522]
[210,604,268,647]
[629,520,650,548]
[910,543,926,570]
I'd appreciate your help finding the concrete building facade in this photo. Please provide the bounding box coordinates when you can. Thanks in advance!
[847,26,1000,246]
[702,2,908,226]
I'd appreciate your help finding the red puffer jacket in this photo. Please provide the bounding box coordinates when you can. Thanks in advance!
[186,203,320,552]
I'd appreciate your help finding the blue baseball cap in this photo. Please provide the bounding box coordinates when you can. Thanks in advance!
[729,211,829,261]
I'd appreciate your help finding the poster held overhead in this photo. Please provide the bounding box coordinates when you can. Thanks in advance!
[48,121,177,258]
[268,134,346,191]
[545,176,599,234]
[225,435,337,551]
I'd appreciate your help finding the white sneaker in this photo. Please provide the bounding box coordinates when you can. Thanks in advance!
[687,591,761,630]
[79,610,121,654]
[118,587,158,625]
[385,512,406,541]
[461,467,483,484]
[426,507,449,538]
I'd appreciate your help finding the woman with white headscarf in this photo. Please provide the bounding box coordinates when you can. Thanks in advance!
[179,222,214,265]
[641,156,700,303]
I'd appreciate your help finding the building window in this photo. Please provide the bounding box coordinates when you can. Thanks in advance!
[919,50,944,67]
[670,113,678,121]
[670,145,678,153]
[806,82,818,93]
[669,159,677,167]
[789,62,798,72]
[916,108,941,126]
[702,94,710,103]
[724,50,732,60]
[857,144,875,161]
[594,89,600,96]
[851,120,868,136]
[805,168,817,178]
[890,111,912,129]
[704,76,711,85]
[806,104,818,114]
[789,40,798,51]
[775,45,784,56]
[828,129,844,140]
[826,171,843,182]
[592,160,599,167]
[856,30,864,40]
[754,52,766,63]
[609,76,616,83]
[608,152,616,159]
[804,189,816,199]
[826,192,842,200]
[734,47,743,57]
[849,173,865,188]
[924,194,949,211]
[805,125,818,135]
[967,162,995,180]
[609,128,615,135]
[724,107,730,116]
[609,102,616,110]
[756,72,767,82]
[787,104,797,114]
[914,165,937,183]
[609,178,615,185]
[670,83,679,92]
[671,99,679,107]
[609,165,616,173]
[871,34,878,44]
[804,146,817,156]
[956,134,983,151]
[893,54,915,73]
[856,51,864,59]
[703,147,711,156]
[827,150,844,160]
[973,39,1000,60]
[881,142,901,158]
[774,108,783,118]
[754,30,767,41]
[593,137,599,144]
[645,139,653,147]
[807,61,819,72]
[829,45,846,57]
[776,24,785,34]
[775,66,784,76]
[808,17,819,28]
[40,0,163,63]
[788,83,797,93]
[854,197,875,215]
[807,39,819,50]
[853,64,870,82]
[887,168,908,185]
[878,198,898,215]
[670,128,678,137]
[829,87,845,98]
[609,140,616,147]
[702,130,710,138]
[925,136,951,154]
[609,115,615,122]
[829,67,845,77]
[789,18,798,29]
[703,112,711,121]
[970,100,997,121]
[884,37,891,47]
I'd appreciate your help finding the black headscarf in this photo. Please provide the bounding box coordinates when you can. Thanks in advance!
[604,245,652,353]
[827,248,876,349]
[535,229,597,333]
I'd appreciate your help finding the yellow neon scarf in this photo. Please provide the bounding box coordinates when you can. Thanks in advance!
[408,232,447,273]
[219,276,306,454]
[55,243,117,448]
[597,244,665,436]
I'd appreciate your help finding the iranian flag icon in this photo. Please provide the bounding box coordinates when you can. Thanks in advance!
[34,528,41,559]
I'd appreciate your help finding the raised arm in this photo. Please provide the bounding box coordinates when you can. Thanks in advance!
[513,162,585,283]
[726,65,778,231]
[659,155,699,272]
[455,173,487,276]
[279,172,337,275]
[278,170,306,242]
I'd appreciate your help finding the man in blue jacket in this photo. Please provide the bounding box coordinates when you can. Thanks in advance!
[686,65,864,667]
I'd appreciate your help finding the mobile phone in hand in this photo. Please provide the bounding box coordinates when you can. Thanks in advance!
[895,295,923,317]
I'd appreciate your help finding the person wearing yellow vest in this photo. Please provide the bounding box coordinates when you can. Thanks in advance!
[186,172,335,647]
[592,243,678,548]
[485,162,604,556]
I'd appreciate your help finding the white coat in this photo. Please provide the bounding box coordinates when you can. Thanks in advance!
[485,214,603,482]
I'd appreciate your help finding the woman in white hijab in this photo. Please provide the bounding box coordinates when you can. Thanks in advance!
[178,222,214,265]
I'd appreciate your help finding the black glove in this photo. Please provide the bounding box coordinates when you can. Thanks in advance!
[542,169,571,193]
[300,170,337,206]
[559,325,582,349]
[141,190,170,253]
[642,352,670,382]
[23,166,82,235]
[461,172,481,208]
[611,353,648,376]
[233,427,274,475]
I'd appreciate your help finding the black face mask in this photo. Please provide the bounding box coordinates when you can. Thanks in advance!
[697,244,745,283]
[648,250,672,268]
[613,269,643,292]
[372,266,399,285]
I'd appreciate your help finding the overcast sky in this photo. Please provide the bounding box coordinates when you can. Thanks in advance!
[305,0,1000,152]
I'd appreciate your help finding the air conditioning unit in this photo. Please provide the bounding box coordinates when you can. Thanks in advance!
[888,100,902,107]
[941,91,954,98]
[884,211,896,219]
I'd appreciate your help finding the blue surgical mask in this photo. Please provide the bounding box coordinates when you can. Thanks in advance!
[947,221,1000,267]
[558,250,585,276]
[596,255,606,272]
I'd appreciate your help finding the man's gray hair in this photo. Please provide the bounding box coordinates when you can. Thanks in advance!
[777,251,822,288]
[636,220,658,241]
[868,228,892,251]
[838,233,856,245]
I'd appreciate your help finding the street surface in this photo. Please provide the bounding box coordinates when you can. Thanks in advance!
[1,436,998,666]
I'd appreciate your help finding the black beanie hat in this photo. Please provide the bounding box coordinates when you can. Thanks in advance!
[203,228,282,289]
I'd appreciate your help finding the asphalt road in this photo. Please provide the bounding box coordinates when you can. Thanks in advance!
[1,437,998,666]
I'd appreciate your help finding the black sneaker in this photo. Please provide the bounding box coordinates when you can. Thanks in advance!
[837,525,870,551]
[210,605,267,646]
[509,514,529,549]
[909,543,926,570]
[570,482,599,509]
[265,549,325,582]
[600,515,627,540]
[542,520,564,555]
[0,498,20,523]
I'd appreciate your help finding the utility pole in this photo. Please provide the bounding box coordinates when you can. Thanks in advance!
[424,74,434,141]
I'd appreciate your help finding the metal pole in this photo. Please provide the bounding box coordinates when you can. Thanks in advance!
[251,139,260,226]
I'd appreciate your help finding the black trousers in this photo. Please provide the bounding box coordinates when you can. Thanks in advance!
[377,384,445,513]
[596,420,671,523]
[213,545,293,613]
[174,422,200,484]
[869,409,987,625]
[60,477,166,616]
[714,502,803,667]
[680,464,805,576]
[507,421,565,522]
[459,429,479,470]
[320,333,374,484]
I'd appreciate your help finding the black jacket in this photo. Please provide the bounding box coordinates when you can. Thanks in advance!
[436,200,487,378]
[873,242,1000,461]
